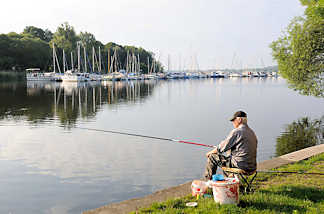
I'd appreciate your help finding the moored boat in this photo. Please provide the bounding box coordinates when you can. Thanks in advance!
[26,68,55,81]
[228,72,242,78]
[61,70,88,82]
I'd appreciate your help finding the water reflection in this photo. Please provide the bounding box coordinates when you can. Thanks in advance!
[0,80,158,127]
[276,116,324,156]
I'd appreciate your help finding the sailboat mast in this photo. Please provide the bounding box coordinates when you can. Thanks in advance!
[168,54,170,72]
[179,54,181,72]
[132,53,135,74]
[53,45,61,74]
[147,57,150,74]
[114,50,117,72]
[53,43,55,73]
[77,42,80,73]
[84,45,87,73]
[99,46,101,73]
[137,54,140,74]
[71,52,74,71]
[63,49,66,73]
[110,56,114,73]
[128,53,131,73]
[134,54,137,74]
[126,51,129,74]
[92,46,95,73]
[153,60,156,73]
[108,49,110,73]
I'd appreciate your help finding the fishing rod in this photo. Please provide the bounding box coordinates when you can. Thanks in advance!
[257,171,324,175]
[72,127,324,176]
[77,127,216,148]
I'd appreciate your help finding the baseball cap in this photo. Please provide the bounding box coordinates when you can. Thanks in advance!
[229,111,247,121]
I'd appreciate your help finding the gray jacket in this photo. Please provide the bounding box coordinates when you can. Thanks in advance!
[217,124,257,173]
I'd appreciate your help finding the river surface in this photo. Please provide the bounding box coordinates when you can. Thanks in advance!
[0,77,323,214]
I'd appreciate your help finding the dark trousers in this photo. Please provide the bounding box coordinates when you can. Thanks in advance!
[204,153,231,180]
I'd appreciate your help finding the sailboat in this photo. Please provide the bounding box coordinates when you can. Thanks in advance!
[88,46,103,81]
[126,52,140,80]
[61,42,87,82]
[102,49,125,81]
[144,57,157,80]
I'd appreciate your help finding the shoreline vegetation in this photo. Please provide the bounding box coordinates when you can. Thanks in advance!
[0,23,163,73]
[130,152,324,214]
[270,0,324,97]
[276,116,324,157]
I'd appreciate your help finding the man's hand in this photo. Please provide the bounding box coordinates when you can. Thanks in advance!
[206,147,218,158]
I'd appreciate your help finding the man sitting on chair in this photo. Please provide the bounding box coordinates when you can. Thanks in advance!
[204,111,258,180]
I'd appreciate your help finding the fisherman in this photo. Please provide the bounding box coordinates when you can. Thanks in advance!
[204,110,258,180]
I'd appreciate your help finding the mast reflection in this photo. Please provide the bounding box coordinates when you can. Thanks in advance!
[0,80,158,127]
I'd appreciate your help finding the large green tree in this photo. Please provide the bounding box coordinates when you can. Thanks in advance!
[50,22,79,54]
[23,26,53,42]
[271,0,324,97]
[79,31,103,48]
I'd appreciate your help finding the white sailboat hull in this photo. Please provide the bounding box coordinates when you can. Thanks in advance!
[61,74,88,82]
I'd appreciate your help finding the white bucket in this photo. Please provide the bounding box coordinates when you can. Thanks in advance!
[209,178,239,204]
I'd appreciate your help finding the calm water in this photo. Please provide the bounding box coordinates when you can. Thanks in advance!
[0,77,323,214]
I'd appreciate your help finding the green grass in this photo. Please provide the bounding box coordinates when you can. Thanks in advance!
[131,153,324,214]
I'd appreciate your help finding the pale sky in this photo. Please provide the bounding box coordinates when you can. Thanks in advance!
[1,0,305,69]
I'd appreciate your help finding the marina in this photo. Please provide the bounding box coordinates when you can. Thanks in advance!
[26,69,278,82]
[26,43,278,82]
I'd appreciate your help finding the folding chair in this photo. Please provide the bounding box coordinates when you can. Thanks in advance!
[221,167,257,193]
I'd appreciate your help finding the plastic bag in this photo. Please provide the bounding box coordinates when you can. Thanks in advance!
[191,180,208,196]
[212,174,224,181]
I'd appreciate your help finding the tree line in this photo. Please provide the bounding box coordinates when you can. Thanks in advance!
[0,22,163,73]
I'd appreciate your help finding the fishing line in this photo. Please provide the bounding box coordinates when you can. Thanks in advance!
[77,127,216,148]
[78,127,324,175]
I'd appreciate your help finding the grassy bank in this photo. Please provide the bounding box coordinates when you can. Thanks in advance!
[131,153,324,214]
